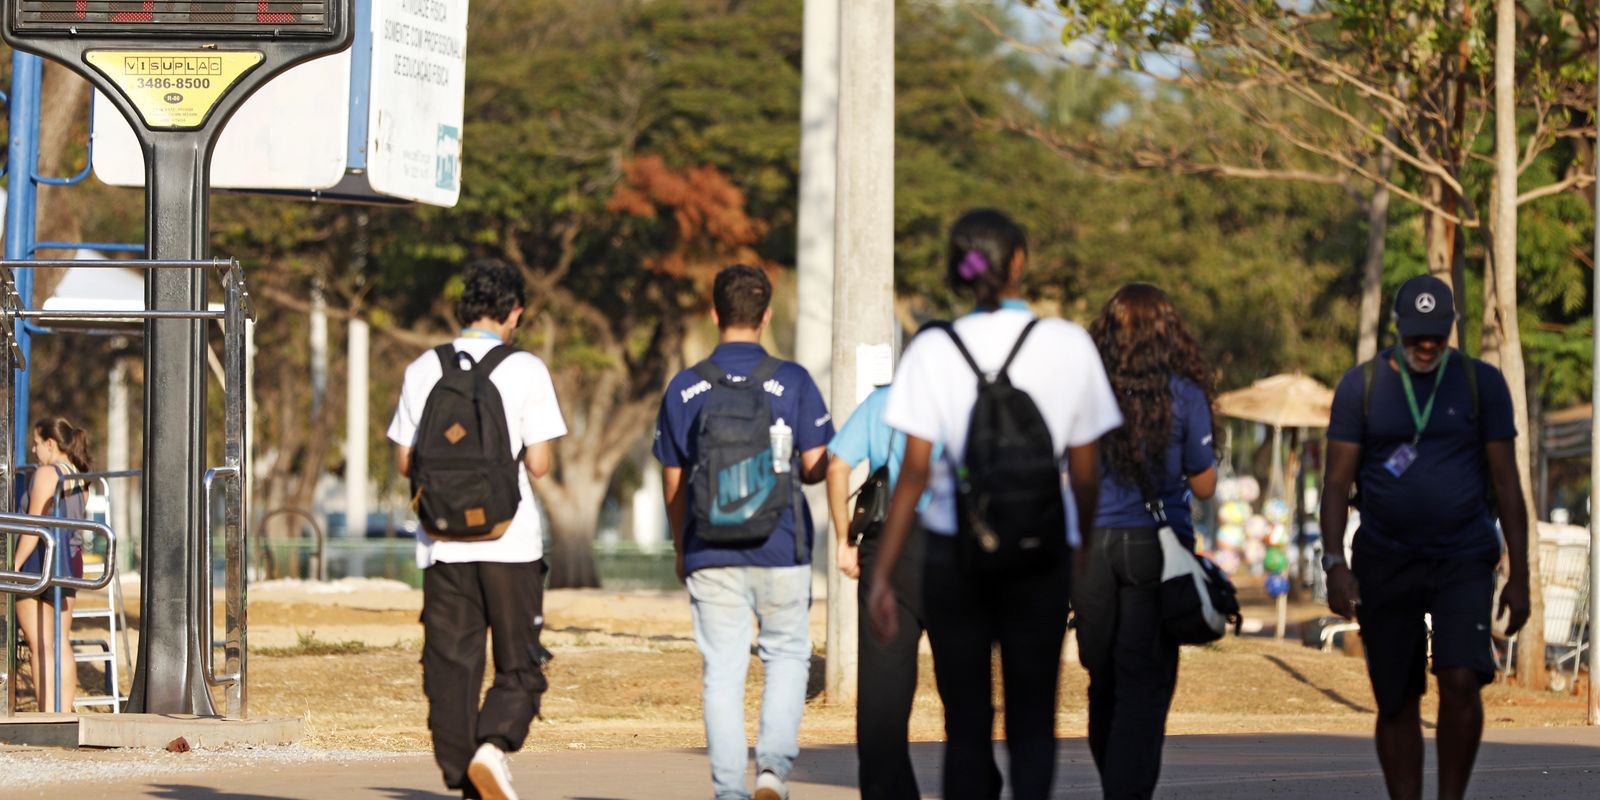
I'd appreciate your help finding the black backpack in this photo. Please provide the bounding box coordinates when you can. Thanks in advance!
[926,319,1067,574]
[689,357,801,559]
[410,344,523,541]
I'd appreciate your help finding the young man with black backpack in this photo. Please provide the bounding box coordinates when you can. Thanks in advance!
[388,259,568,800]
[654,265,833,800]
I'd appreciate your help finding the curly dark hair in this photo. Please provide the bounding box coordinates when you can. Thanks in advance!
[454,259,526,326]
[1088,283,1216,495]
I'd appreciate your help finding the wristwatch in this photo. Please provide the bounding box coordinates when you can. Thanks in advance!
[1321,551,1348,572]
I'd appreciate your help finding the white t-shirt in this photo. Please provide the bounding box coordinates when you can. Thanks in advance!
[387,337,568,567]
[884,309,1122,546]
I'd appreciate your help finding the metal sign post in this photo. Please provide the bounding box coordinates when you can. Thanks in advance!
[2,1,352,715]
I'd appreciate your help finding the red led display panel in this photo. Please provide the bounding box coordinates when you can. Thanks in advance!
[11,1,334,37]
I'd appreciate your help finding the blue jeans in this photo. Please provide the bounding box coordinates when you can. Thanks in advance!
[687,564,812,800]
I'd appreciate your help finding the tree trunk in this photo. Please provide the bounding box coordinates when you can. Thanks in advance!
[1491,0,1548,690]
[535,380,664,589]
[540,479,606,589]
[1357,141,1396,363]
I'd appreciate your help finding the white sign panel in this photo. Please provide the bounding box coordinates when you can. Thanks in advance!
[91,53,352,191]
[367,0,467,206]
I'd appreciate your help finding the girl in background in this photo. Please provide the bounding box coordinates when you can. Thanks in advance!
[12,416,93,712]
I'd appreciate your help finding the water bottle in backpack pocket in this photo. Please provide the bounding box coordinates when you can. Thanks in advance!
[410,344,524,541]
[689,357,796,548]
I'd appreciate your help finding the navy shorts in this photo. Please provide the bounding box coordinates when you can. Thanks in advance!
[1352,542,1498,716]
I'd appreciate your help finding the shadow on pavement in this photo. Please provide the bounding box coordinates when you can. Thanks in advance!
[143,786,296,800]
[787,733,1600,798]
[370,790,456,800]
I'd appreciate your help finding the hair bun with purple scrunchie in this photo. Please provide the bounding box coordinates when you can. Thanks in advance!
[958,250,989,281]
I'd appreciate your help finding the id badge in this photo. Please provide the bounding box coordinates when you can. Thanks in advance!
[1383,443,1418,477]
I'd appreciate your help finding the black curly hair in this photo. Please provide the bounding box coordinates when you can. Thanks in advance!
[1088,283,1216,495]
[454,259,526,327]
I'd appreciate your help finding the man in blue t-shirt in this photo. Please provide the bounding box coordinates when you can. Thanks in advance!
[1321,275,1530,800]
[654,265,833,800]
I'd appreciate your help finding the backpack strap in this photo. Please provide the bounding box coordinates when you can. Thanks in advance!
[434,344,468,373]
[1462,349,1479,421]
[1360,357,1377,424]
[473,344,519,377]
[748,356,783,387]
[922,321,982,379]
[997,318,1043,381]
[692,359,725,385]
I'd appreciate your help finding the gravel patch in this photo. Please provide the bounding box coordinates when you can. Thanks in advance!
[0,744,412,790]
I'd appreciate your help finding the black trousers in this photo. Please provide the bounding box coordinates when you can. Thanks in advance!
[856,524,925,800]
[421,560,548,793]
[1073,527,1179,800]
[922,532,1073,800]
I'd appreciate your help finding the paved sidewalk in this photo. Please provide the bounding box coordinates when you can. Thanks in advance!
[2,726,1598,798]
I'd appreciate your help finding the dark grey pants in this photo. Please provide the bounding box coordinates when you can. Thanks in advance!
[421,560,548,794]
[856,525,925,800]
[1073,527,1179,800]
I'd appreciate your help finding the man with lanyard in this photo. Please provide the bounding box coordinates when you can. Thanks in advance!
[1321,274,1530,800]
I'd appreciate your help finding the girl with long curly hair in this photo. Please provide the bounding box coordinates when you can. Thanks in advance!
[1078,283,1218,799]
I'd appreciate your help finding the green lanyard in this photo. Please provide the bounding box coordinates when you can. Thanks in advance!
[1396,349,1450,446]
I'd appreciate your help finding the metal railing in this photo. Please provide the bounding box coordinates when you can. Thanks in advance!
[0,258,252,719]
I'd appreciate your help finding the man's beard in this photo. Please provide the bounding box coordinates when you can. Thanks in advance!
[1402,348,1441,374]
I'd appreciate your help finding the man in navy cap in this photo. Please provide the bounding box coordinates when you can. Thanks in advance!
[1319,274,1531,800]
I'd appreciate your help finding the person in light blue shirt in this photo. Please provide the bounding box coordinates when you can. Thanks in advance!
[826,384,934,799]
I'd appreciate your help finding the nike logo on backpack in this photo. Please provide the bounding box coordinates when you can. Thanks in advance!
[710,451,777,525]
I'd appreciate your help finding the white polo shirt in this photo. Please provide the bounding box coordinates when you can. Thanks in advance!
[884,308,1122,546]
[388,337,567,567]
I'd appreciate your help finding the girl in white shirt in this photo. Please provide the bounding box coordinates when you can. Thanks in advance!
[869,209,1122,799]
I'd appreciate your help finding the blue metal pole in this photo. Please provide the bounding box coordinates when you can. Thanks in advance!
[4,52,41,467]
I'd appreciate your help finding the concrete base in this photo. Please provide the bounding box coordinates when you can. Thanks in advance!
[0,713,301,749]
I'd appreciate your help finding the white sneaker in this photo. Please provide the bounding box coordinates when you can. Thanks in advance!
[466,742,519,800]
[753,769,788,800]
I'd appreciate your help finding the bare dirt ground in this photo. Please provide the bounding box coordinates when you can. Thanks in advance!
[20,575,1592,754]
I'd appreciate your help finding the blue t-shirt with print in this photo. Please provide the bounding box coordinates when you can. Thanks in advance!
[654,342,834,573]
[827,385,936,514]
[1326,348,1516,559]
[1093,376,1214,546]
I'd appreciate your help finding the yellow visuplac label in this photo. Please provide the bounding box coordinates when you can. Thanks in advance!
[84,51,265,131]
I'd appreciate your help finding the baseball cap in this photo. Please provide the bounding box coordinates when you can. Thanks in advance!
[1393,275,1455,338]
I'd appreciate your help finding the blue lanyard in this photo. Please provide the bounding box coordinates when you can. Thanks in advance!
[459,327,502,342]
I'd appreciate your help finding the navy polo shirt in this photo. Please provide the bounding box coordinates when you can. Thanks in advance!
[653,342,834,573]
[1327,348,1516,558]
[1093,376,1214,546]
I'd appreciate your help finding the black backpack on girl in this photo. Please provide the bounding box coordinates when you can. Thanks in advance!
[925,319,1066,574]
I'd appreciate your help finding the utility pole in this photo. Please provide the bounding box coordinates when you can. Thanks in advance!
[345,319,369,539]
[1588,11,1600,727]
[800,0,844,702]
[827,0,895,705]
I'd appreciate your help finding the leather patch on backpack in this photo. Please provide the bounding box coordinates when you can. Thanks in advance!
[443,422,468,444]
[464,507,486,527]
